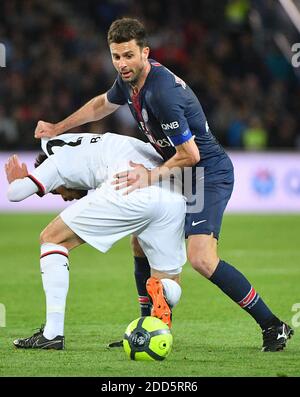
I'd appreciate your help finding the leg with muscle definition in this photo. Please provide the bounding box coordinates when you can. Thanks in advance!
[13,215,84,350]
[187,233,294,352]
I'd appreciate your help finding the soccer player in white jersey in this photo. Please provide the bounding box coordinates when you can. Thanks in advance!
[5,133,186,350]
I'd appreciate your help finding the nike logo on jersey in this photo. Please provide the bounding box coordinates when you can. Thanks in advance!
[192,220,207,226]
[128,100,132,104]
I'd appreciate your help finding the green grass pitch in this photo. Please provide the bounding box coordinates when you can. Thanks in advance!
[0,213,299,377]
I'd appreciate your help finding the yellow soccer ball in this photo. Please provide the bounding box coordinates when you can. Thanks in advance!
[123,316,173,361]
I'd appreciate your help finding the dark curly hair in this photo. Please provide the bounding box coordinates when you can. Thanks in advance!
[34,152,48,168]
[107,18,148,48]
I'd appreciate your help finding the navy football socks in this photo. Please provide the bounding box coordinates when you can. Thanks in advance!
[210,260,281,330]
[134,256,151,317]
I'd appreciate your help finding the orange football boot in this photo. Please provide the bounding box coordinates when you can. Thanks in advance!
[146,277,172,328]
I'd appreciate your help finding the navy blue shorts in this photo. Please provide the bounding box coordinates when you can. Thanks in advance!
[185,179,234,239]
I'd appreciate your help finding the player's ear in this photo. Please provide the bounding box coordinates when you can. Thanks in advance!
[142,46,149,61]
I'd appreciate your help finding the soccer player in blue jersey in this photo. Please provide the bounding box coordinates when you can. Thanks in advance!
[35,18,293,351]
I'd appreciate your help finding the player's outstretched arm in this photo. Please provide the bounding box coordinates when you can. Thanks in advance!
[5,154,63,202]
[5,155,39,201]
[34,93,120,139]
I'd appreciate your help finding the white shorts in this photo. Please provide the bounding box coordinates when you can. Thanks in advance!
[60,185,187,273]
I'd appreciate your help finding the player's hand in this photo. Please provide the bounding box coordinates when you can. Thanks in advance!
[5,155,29,183]
[34,120,58,139]
[112,161,152,194]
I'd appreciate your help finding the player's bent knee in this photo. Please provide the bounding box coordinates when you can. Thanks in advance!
[39,216,82,250]
[40,224,67,247]
[40,227,54,245]
[188,254,218,278]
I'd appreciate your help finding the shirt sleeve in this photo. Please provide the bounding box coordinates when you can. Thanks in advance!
[29,157,64,195]
[7,178,39,202]
[153,83,193,146]
[106,77,127,105]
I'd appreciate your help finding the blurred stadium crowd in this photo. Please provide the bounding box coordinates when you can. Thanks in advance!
[0,0,299,150]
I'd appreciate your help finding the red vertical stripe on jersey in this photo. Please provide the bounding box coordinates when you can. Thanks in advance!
[131,91,164,157]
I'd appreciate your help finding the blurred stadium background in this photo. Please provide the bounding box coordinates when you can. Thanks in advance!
[1,0,300,377]
[1,0,300,149]
[0,0,300,212]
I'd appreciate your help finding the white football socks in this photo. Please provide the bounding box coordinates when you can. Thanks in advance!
[40,243,69,340]
[161,278,182,308]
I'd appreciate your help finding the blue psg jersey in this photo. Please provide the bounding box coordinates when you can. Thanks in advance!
[107,59,233,180]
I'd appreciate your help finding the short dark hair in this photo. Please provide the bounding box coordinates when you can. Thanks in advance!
[107,18,148,48]
[34,152,48,168]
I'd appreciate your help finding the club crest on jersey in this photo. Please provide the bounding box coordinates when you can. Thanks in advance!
[142,108,148,123]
